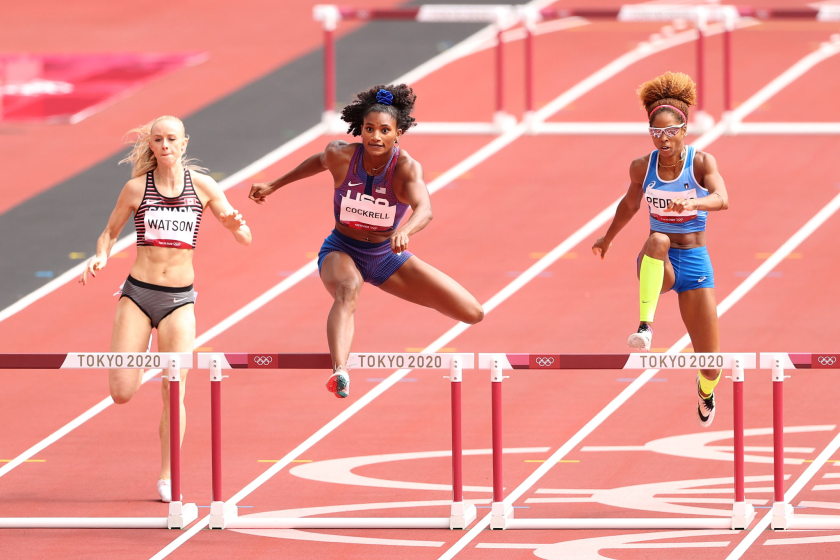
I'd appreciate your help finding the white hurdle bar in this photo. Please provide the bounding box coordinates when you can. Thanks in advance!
[479,352,757,530]
[761,352,840,530]
[198,352,477,529]
[0,353,198,529]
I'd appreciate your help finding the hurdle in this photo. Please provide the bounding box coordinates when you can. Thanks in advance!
[198,351,477,529]
[0,353,198,529]
[762,352,840,530]
[313,4,840,136]
[480,352,757,530]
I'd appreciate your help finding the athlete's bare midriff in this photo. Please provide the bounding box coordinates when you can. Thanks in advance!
[334,221,396,243]
[130,246,195,286]
[653,229,706,250]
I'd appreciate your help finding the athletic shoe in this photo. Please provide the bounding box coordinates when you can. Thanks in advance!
[696,374,716,428]
[157,479,183,503]
[627,323,653,351]
[326,369,350,398]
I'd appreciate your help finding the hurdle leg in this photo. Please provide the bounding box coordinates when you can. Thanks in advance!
[730,355,754,529]
[208,355,237,529]
[693,8,714,132]
[771,355,793,530]
[490,356,513,529]
[166,355,198,529]
[447,356,476,529]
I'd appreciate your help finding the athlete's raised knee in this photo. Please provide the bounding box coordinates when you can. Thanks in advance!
[110,384,134,405]
[646,232,671,256]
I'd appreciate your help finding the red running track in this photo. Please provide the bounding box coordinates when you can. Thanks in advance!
[2,4,840,560]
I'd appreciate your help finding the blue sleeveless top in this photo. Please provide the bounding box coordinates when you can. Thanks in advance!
[642,145,709,234]
[333,145,408,233]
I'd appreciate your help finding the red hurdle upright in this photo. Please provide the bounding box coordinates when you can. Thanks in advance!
[481,352,756,530]
[0,352,196,529]
[762,353,840,530]
[199,351,477,530]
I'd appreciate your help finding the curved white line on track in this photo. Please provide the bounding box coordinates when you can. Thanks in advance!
[288,447,549,492]
[437,39,840,560]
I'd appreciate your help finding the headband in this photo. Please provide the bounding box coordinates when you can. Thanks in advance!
[648,104,687,123]
[376,89,394,106]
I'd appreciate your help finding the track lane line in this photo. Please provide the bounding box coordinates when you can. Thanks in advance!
[436,42,840,560]
[726,430,840,559]
[1,10,693,483]
[145,22,722,559]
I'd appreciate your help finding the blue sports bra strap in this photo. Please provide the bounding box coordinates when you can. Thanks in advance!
[644,150,658,188]
[364,174,375,196]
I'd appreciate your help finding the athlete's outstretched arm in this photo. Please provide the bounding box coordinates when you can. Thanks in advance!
[591,158,647,260]
[80,180,143,285]
[249,140,348,204]
[390,157,431,254]
[197,174,252,246]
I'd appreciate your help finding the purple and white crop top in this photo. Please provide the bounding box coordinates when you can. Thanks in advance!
[333,145,408,233]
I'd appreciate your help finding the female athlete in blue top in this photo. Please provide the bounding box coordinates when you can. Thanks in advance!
[591,72,729,427]
[249,84,483,398]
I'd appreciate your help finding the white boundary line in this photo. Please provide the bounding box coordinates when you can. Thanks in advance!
[147,22,711,560]
[726,430,840,559]
[1,1,692,483]
[436,44,840,560]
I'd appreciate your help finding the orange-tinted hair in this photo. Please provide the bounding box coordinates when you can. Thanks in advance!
[637,72,697,125]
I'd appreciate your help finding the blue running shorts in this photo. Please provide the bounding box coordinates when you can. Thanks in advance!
[318,229,412,287]
[668,246,715,293]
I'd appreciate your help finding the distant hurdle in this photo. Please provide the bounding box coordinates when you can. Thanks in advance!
[0,353,197,529]
[197,352,477,530]
[479,352,758,530]
[762,352,840,530]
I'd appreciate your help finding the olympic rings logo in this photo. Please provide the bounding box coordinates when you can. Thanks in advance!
[818,356,837,366]
[253,355,273,366]
[535,357,555,367]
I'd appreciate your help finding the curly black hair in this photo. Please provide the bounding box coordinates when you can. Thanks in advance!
[340,84,417,137]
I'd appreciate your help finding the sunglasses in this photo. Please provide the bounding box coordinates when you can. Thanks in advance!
[649,125,685,138]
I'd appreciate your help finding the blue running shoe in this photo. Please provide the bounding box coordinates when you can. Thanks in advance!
[326,369,350,398]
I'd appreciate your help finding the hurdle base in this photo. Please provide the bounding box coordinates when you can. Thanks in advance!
[167,501,198,529]
[490,501,514,530]
[224,516,452,529]
[449,501,477,530]
[209,501,239,530]
[771,502,794,530]
[732,501,755,530]
[786,515,840,530]
[501,517,736,530]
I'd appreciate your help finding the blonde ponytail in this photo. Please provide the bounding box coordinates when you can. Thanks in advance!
[119,115,207,178]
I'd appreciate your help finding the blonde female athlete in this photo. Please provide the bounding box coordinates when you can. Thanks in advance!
[249,84,483,399]
[591,72,729,427]
[80,116,251,501]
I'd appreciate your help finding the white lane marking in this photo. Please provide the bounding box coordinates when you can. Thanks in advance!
[1,6,578,478]
[525,475,775,517]
[229,499,492,547]
[476,530,732,559]
[288,447,549,492]
[437,46,840,560]
[581,425,834,465]
[766,534,840,546]
[148,21,737,560]
[725,430,840,560]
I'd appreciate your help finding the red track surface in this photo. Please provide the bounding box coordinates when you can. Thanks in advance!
[2,2,840,559]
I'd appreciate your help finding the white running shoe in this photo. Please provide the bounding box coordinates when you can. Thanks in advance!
[627,323,653,351]
[157,479,183,503]
[696,374,716,428]
[326,369,350,398]
[157,478,172,503]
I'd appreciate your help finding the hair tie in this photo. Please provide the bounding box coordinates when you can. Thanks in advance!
[649,104,687,123]
[376,89,394,106]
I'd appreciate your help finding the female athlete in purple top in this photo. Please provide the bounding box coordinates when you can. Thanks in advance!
[249,84,484,398]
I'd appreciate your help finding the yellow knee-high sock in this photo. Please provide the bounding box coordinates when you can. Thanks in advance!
[699,369,722,396]
[639,255,665,323]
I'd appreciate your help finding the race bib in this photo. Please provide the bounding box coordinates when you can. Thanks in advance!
[339,191,396,231]
[144,208,198,248]
[645,187,698,224]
